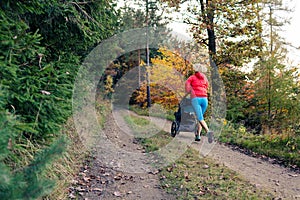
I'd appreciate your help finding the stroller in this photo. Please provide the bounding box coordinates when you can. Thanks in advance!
[171,96,199,137]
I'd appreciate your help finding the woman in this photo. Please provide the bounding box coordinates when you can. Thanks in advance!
[185,63,213,143]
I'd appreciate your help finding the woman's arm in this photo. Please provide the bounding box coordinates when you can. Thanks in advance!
[185,76,192,93]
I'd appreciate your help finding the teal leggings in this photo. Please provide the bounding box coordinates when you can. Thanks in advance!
[191,97,208,121]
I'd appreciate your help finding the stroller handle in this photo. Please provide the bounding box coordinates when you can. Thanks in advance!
[178,93,190,106]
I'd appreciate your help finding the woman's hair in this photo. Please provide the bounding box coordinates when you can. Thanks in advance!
[193,63,207,73]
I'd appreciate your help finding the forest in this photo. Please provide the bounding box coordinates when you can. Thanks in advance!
[0,0,299,199]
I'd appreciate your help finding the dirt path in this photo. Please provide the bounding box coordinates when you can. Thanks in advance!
[70,109,300,199]
[69,111,175,200]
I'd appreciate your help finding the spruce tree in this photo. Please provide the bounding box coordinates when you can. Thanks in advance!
[0,0,119,198]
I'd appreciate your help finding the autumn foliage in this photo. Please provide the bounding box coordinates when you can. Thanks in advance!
[131,47,194,109]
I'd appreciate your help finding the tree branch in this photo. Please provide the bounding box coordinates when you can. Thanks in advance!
[69,1,99,25]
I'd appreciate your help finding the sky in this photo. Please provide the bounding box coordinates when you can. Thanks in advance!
[284,1,300,46]
[283,1,300,65]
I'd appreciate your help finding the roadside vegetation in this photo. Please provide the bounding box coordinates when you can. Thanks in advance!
[219,121,300,169]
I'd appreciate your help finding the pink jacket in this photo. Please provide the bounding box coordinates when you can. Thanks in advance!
[185,72,209,98]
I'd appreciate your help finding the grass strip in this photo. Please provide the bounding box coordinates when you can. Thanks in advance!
[129,105,175,121]
[160,146,273,199]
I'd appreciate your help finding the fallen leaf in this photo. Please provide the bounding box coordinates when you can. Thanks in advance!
[114,191,122,197]
[114,176,121,180]
[78,192,84,196]
[75,187,86,192]
[68,193,76,199]
[149,170,159,175]
[79,172,86,176]
[255,184,261,188]
[100,168,105,173]
[83,177,90,182]
[203,164,210,169]
[167,167,173,172]
[90,175,96,179]
[288,174,298,177]
[121,181,126,185]
[184,171,189,179]
[125,175,134,180]
[92,188,102,192]
[78,180,86,186]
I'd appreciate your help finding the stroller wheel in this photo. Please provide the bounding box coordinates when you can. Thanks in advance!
[171,121,179,137]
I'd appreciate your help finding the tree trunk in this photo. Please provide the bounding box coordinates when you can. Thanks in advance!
[199,0,217,55]
[207,0,216,54]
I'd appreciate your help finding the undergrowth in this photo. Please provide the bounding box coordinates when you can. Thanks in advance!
[218,121,300,169]
[42,119,88,200]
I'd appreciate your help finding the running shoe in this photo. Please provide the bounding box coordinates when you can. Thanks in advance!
[195,134,201,141]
